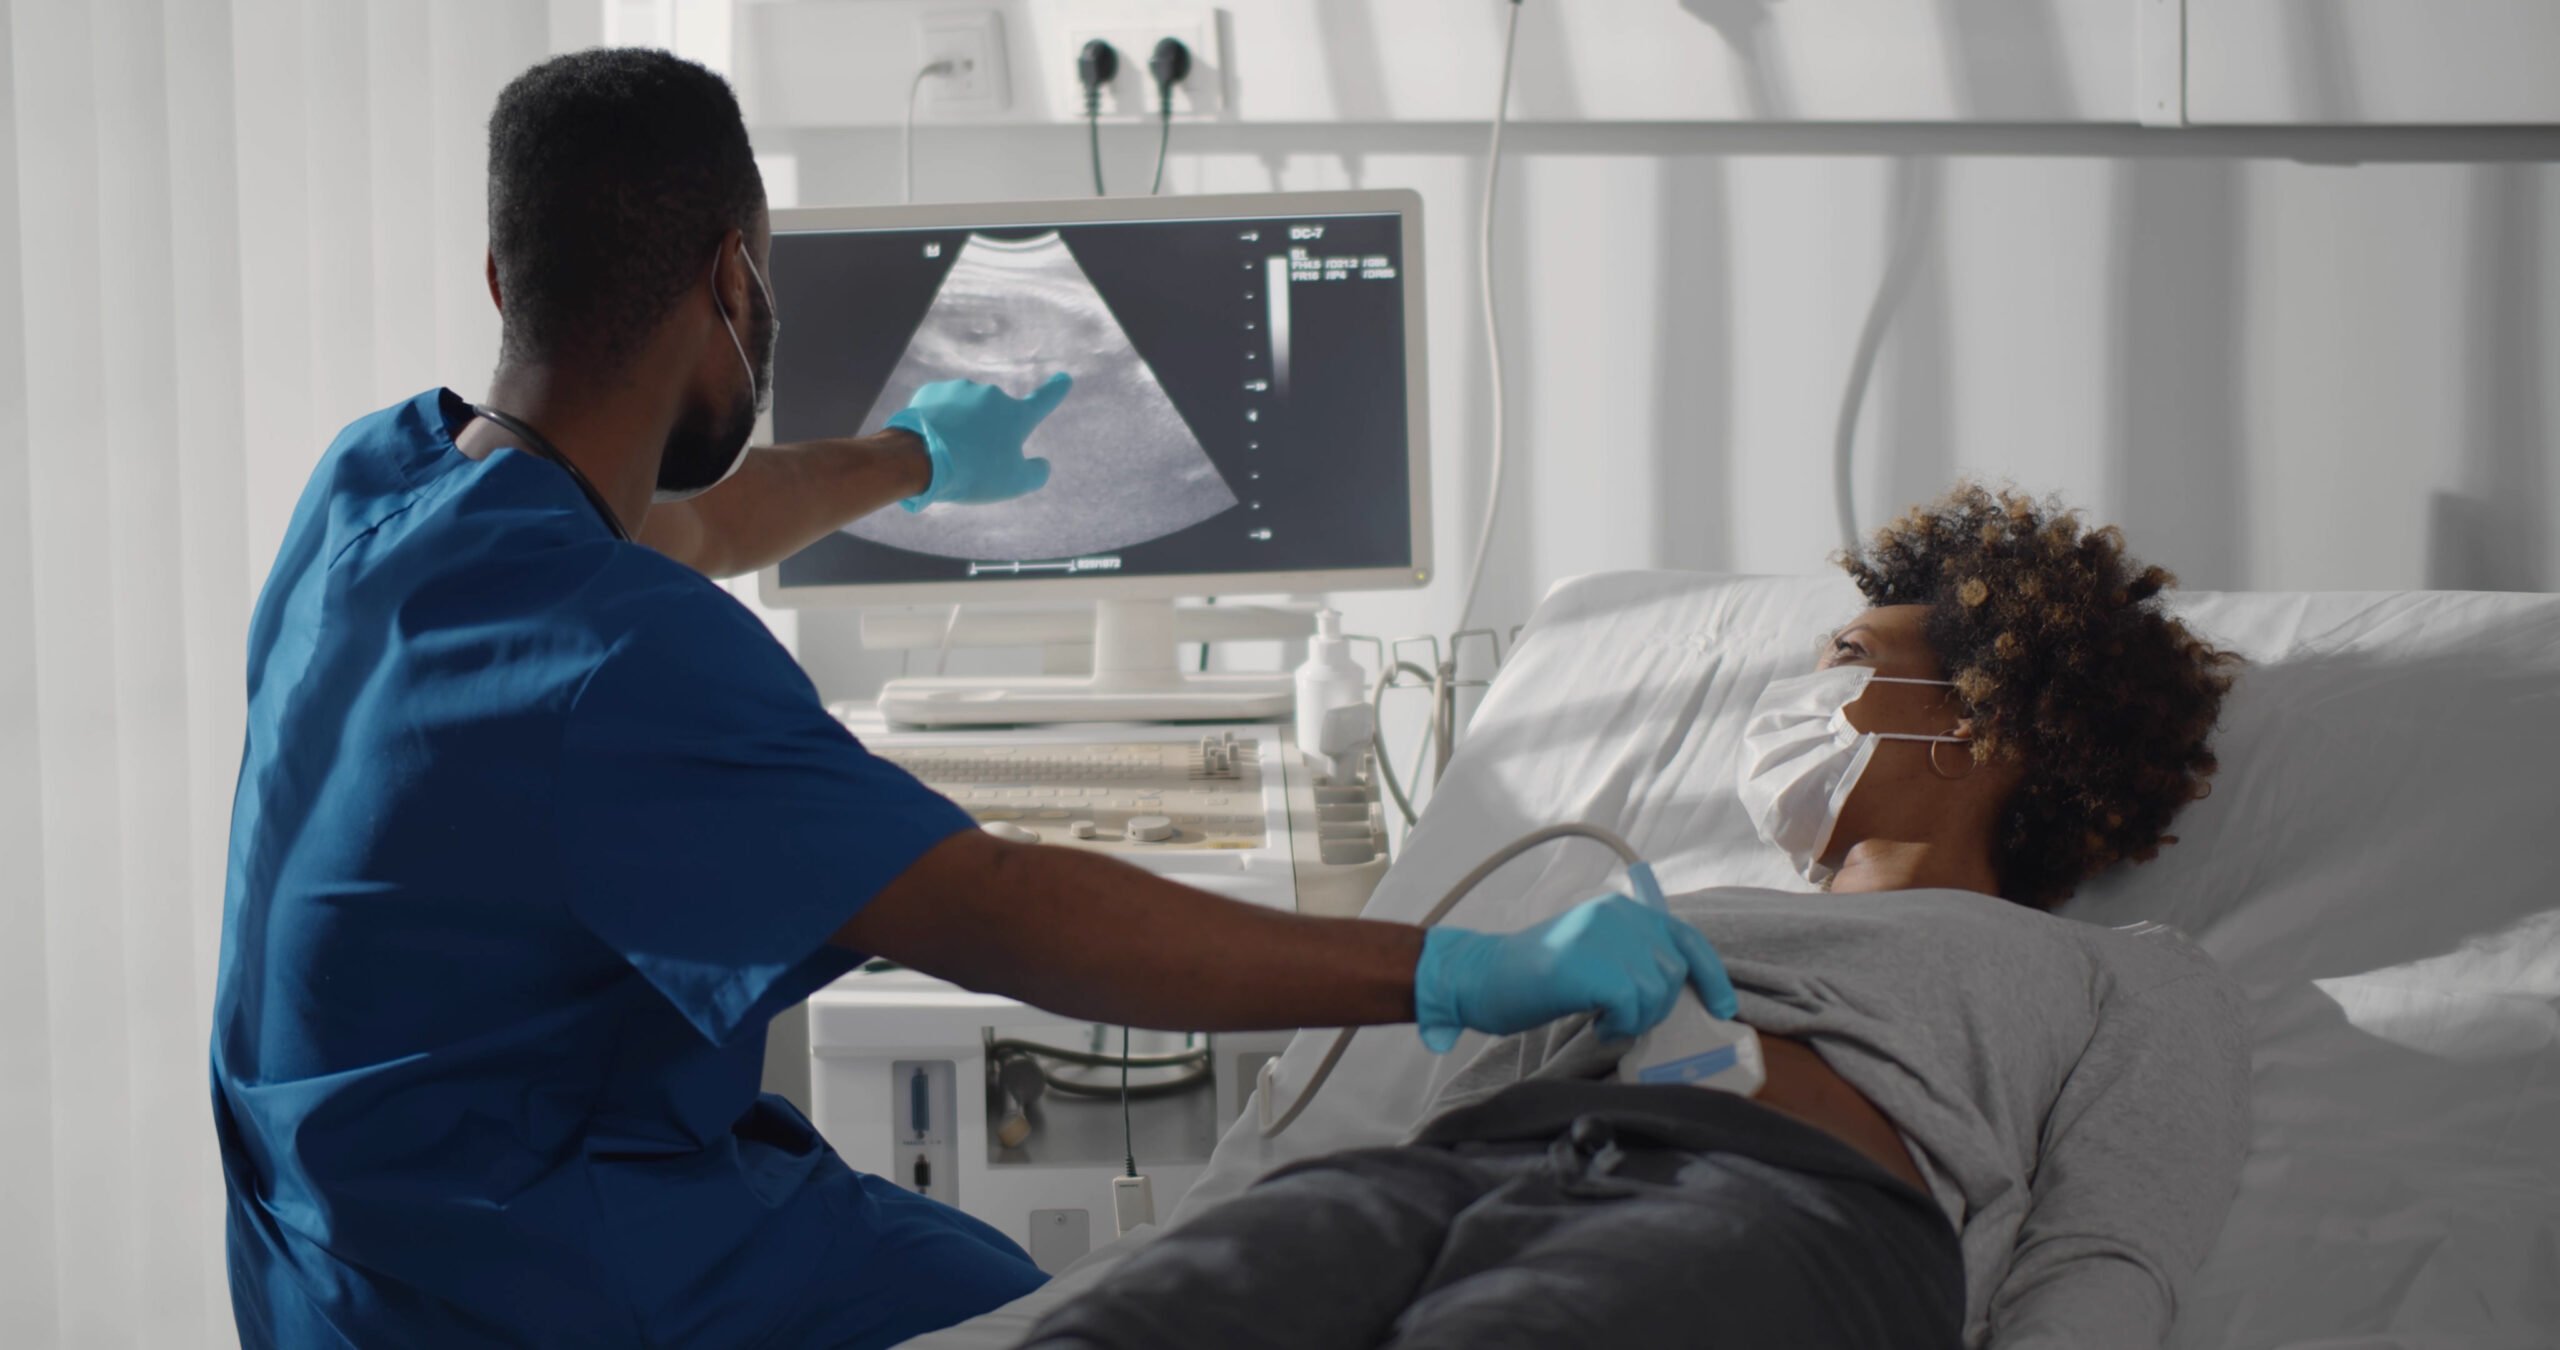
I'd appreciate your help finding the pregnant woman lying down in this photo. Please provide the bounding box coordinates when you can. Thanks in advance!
[1021,486,2255,1350]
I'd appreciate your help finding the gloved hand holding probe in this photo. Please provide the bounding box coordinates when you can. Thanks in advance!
[892,373,1073,511]
[1412,894,1739,1052]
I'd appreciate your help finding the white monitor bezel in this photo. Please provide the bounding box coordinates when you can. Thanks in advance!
[753,188,1432,610]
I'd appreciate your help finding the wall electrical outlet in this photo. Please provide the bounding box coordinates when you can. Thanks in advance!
[1051,4,1226,120]
[917,10,1010,113]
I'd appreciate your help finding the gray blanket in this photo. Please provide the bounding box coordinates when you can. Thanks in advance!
[1017,1080,1962,1350]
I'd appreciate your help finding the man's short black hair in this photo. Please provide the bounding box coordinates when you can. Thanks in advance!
[487,48,764,371]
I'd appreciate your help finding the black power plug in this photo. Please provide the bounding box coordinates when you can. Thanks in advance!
[1147,37,1191,103]
[1077,38,1120,107]
[1078,39,1121,196]
[1146,38,1192,195]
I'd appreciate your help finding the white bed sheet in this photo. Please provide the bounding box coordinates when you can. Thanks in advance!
[909,573,2560,1349]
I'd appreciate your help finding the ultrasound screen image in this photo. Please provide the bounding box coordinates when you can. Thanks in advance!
[770,209,1412,591]
[843,232,1238,560]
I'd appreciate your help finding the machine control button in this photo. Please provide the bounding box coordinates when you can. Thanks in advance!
[981,821,1040,844]
[1126,815,1177,842]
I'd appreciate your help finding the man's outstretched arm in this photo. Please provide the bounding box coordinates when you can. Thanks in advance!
[638,430,930,578]
[834,829,1739,1041]
[638,373,1074,578]
[833,830,1423,1032]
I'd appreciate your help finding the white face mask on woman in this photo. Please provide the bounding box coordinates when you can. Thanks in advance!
[1736,664,1968,885]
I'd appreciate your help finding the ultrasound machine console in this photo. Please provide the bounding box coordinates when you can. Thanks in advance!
[759,192,1427,1266]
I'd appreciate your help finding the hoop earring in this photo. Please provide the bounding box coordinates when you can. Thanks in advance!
[1928,738,1976,781]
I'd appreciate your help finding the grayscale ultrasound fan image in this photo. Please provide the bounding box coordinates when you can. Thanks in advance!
[842,232,1239,560]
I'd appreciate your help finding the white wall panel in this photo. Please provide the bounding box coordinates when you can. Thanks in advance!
[1720,156,1889,576]
[2240,164,2471,590]
[1935,158,2115,519]
[0,14,54,1349]
[1519,157,1672,591]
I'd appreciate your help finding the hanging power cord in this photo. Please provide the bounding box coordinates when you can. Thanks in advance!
[1373,630,1488,825]
[1146,38,1191,195]
[1453,0,1527,636]
[929,604,963,677]
[1111,1021,1155,1231]
[1405,717,1439,812]
[1421,666,1456,790]
[1400,669,1453,807]
[1260,823,1656,1138]
[902,58,961,205]
[1121,1026,1137,1177]
[1078,39,1120,197]
[1830,156,1939,552]
[1370,660,1438,827]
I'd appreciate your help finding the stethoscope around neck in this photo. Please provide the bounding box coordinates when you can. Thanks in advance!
[467,403,632,543]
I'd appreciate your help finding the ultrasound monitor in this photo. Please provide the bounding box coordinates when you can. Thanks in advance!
[755,190,1432,725]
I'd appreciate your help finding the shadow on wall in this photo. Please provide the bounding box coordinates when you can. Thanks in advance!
[1651,154,1735,573]
[2285,1,2363,125]
[1679,0,2074,121]
[1937,0,2071,120]
[1310,0,1391,122]
[1676,0,1793,120]
[2427,166,2550,593]
[1509,0,1585,121]
[1879,158,1954,533]
[2110,159,2247,592]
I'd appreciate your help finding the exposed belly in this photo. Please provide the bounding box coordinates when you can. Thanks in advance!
[1746,1031,1926,1193]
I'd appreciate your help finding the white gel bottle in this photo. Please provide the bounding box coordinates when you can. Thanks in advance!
[1294,608,1368,762]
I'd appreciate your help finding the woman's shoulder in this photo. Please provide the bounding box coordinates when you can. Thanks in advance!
[1961,907,2249,1061]
[2072,920,2251,1067]
[2079,918,2236,993]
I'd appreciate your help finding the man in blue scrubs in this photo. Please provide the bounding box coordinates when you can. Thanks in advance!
[211,49,1735,1348]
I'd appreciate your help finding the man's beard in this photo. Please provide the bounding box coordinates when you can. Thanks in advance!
[657,286,775,498]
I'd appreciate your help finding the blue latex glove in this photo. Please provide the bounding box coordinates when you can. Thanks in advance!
[891,372,1073,511]
[1413,895,1739,1052]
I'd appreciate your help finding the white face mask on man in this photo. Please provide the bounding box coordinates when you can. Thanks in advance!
[1736,664,1968,885]
[654,240,777,504]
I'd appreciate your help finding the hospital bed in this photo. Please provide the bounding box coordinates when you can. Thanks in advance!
[905,572,2560,1349]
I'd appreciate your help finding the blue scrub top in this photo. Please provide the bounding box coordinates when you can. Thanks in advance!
[212,389,1045,1347]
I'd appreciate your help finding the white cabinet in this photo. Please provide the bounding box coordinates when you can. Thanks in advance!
[740,0,2145,128]
[730,0,2560,130]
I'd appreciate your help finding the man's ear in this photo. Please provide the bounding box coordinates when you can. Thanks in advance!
[485,249,502,313]
[711,227,751,323]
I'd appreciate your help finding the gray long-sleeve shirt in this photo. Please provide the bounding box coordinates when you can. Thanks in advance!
[1424,886,2251,1350]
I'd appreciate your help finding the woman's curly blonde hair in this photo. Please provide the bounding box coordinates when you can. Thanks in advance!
[1837,484,2242,909]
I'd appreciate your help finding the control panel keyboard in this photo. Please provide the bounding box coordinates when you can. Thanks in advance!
[877,732,1269,852]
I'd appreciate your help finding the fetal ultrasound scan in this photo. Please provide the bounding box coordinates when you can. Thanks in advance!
[841,232,1239,560]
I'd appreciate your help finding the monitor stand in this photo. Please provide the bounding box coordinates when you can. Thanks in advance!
[877,599,1296,727]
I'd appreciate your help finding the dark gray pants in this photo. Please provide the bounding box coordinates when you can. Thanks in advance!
[1020,1082,1963,1350]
